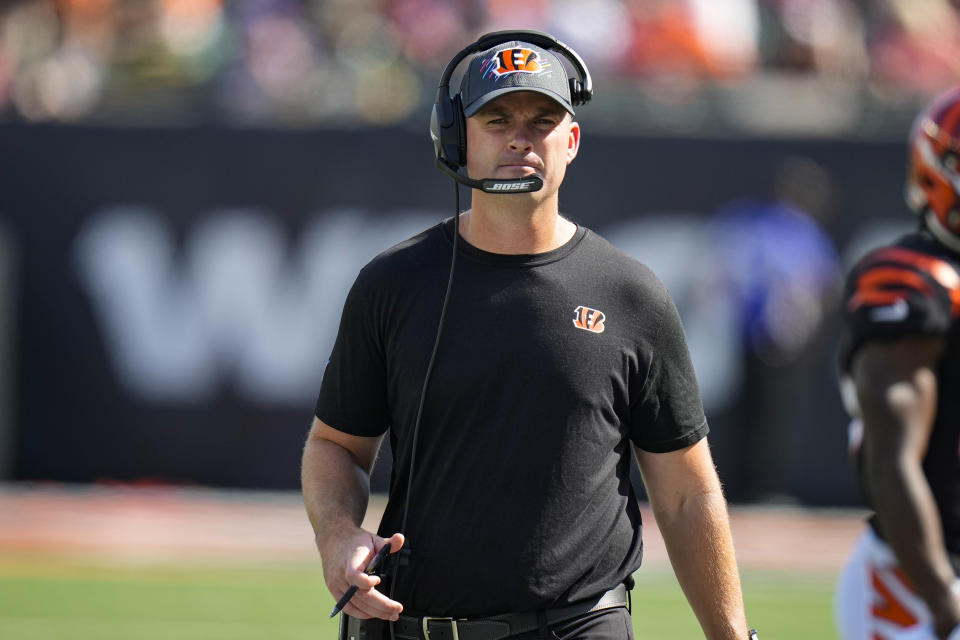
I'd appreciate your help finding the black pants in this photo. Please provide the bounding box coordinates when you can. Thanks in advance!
[508,607,633,640]
[348,606,633,640]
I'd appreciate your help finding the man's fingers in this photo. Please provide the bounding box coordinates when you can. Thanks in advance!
[343,568,380,589]
[327,533,404,621]
[344,543,382,587]
[348,544,374,572]
[384,532,405,553]
[342,586,402,621]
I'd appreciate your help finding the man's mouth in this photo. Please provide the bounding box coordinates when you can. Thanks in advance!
[497,163,540,176]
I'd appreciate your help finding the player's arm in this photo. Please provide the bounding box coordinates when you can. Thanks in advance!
[301,417,403,620]
[853,336,960,638]
[635,438,749,640]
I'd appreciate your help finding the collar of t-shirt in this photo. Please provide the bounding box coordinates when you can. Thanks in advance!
[441,217,588,268]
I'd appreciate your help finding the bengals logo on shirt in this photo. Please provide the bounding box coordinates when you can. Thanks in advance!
[573,306,605,333]
[484,48,547,77]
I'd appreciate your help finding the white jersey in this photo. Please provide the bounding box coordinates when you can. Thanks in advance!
[836,528,960,639]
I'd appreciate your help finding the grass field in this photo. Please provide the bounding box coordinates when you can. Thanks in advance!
[0,486,858,638]
[0,552,839,639]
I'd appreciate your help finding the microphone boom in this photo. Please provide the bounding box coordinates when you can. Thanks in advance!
[437,158,543,194]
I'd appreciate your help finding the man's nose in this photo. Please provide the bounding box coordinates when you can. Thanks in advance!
[508,125,534,151]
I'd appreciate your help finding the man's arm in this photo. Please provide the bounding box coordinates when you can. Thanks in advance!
[853,336,960,639]
[301,417,403,621]
[635,438,748,640]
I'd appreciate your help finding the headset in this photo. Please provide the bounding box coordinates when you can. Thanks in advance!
[429,29,593,193]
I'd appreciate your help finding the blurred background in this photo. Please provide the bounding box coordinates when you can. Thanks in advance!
[3,1,957,637]
[0,0,957,133]
[4,0,954,503]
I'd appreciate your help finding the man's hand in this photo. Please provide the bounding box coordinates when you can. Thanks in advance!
[319,529,405,620]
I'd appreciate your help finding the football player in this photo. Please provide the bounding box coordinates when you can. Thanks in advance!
[836,86,960,640]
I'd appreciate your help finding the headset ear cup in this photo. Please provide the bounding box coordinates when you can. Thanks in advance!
[569,78,591,106]
[433,93,463,168]
[568,78,582,106]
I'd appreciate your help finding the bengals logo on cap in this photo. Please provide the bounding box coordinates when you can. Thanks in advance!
[483,47,549,78]
[573,305,605,333]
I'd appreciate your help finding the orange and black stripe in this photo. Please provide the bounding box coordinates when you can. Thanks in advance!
[572,306,605,333]
[494,48,542,74]
[848,247,960,317]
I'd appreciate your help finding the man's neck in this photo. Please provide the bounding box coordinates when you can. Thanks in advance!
[459,198,576,255]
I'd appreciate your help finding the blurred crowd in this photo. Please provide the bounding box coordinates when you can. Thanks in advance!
[0,0,958,130]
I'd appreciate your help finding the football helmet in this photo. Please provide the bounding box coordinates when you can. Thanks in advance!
[906,86,960,252]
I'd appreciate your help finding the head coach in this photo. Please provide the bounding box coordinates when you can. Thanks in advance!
[302,29,756,640]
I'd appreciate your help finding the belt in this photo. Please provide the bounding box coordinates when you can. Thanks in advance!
[393,583,628,640]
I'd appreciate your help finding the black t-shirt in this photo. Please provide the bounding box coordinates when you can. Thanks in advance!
[316,219,708,616]
[841,229,960,573]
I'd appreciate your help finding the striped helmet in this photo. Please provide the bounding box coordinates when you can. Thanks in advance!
[906,87,960,251]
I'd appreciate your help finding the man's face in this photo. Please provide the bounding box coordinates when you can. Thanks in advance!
[465,91,580,198]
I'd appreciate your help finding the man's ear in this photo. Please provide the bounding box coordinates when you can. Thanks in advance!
[567,121,581,164]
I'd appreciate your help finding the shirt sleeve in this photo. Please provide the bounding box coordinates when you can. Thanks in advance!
[314,269,390,437]
[630,287,709,453]
[842,245,960,367]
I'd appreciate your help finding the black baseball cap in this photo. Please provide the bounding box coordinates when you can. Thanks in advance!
[460,40,574,117]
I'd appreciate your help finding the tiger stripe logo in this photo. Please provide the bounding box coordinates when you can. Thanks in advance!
[482,48,548,78]
[847,247,960,318]
[573,306,605,333]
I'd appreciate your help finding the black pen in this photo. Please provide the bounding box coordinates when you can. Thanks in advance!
[329,543,392,618]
